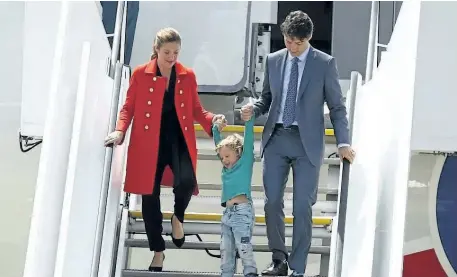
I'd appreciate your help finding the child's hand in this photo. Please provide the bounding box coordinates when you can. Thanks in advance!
[214,118,227,132]
[214,122,224,132]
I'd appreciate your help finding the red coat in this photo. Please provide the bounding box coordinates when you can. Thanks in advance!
[115,59,214,195]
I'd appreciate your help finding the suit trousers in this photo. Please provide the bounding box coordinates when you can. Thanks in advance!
[142,121,196,252]
[262,125,320,274]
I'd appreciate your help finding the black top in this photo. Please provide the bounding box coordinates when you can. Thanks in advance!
[157,65,177,115]
[156,65,182,152]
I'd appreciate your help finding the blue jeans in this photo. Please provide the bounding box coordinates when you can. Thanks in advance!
[220,202,257,277]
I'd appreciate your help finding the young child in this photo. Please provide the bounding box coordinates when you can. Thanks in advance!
[212,117,258,277]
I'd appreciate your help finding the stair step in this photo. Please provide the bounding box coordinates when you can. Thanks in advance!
[156,193,337,215]
[123,270,323,277]
[197,153,340,164]
[197,182,339,195]
[128,221,331,239]
[125,239,330,255]
[194,123,335,137]
[129,211,333,226]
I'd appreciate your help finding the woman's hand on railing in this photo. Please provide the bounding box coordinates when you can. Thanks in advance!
[104,130,124,147]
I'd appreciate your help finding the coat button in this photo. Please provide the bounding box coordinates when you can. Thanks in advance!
[179,90,183,95]
[147,101,152,105]
[184,127,188,131]
[177,79,180,84]
[149,88,153,92]
[146,113,150,118]
[153,77,157,81]
[182,116,186,120]
[181,103,184,107]
[144,125,149,130]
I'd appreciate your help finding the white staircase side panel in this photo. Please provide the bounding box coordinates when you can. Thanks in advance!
[22,2,113,277]
[22,3,73,277]
[129,1,251,92]
[19,2,61,138]
[52,2,114,276]
[340,78,380,277]
[410,1,457,153]
[341,2,421,277]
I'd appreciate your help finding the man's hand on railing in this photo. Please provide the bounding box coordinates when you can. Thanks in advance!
[338,146,356,163]
[104,130,124,147]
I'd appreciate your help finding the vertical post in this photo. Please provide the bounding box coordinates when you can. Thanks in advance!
[365,1,379,82]
[109,1,125,77]
[119,1,127,65]
[329,71,361,277]
[248,22,259,98]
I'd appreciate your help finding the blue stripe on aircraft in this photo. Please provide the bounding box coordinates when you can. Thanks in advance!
[436,155,457,272]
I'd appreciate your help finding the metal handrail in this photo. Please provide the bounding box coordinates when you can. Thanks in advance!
[330,71,362,277]
[365,1,380,82]
[91,62,125,277]
[248,23,260,98]
[92,1,127,276]
[108,1,125,78]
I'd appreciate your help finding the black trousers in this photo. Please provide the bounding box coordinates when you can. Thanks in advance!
[142,125,196,252]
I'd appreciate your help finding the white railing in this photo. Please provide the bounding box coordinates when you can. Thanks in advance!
[340,2,421,277]
[22,2,117,277]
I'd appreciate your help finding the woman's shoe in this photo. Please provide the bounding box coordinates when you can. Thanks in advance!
[148,253,165,272]
[171,213,185,248]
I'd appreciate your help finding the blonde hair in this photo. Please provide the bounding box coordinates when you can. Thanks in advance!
[216,134,244,156]
[150,27,182,60]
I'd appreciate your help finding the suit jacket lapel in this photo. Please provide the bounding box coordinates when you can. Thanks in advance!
[298,47,316,99]
[276,49,288,101]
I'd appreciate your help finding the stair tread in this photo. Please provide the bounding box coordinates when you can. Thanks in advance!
[155,192,337,214]
[124,239,330,254]
[197,182,339,195]
[123,269,323,277]
[194,122,334,137]
[129,210,333,226]
[197,152,340,164]
[128,220,331,239]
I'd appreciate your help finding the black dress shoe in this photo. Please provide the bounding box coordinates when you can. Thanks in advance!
[261,259,288,276]
[148,253,165,272]
[171,214,185,248]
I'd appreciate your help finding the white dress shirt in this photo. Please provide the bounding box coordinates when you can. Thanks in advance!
[276,48,310,126]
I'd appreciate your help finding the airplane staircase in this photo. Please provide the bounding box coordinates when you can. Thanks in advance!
[114,128,350,277]
[99,2,360,276]
[18,2,362,277]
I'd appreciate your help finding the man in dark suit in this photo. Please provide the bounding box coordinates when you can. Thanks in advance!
[241,11,356,276]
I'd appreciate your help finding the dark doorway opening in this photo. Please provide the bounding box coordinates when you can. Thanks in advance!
[270,1,333,55]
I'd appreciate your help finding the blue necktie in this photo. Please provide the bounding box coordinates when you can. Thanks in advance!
[283,57,299,127]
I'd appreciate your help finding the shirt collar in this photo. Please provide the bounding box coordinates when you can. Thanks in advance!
[287,46,310,62]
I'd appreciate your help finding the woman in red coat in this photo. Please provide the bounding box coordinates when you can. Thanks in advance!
[104,27,226,271]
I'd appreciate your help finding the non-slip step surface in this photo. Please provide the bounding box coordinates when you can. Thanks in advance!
[157,193,337,215]
[124,239,331,255]
[129,211,333,226]
[122,269,324,277]
[197,152,340,164]
[197,182,339,195]
[127,220,332,239]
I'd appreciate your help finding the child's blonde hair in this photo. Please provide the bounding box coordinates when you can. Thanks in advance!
[216,134,244,156]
